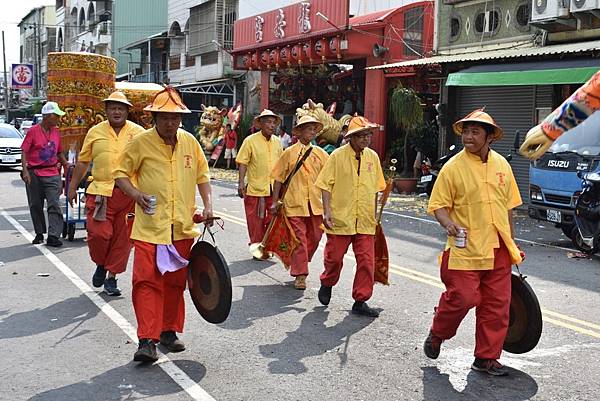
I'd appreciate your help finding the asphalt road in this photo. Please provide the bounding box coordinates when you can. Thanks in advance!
[1,168,599,401]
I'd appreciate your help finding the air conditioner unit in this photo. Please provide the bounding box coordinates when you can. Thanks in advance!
[531,0,570,21]
[571,0,600,14]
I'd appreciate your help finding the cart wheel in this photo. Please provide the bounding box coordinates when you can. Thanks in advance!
[62,222,68,239]
[67,223,76,242]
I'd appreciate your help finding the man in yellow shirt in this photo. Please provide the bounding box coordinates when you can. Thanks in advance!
[68,91,145,296]
[236,109,283,255]
[270,115,329,290]
[114,87,213,363]
[315,116,386,317]
[424,109,524,376]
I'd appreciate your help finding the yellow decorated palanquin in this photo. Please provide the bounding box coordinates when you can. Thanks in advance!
[47,52,163,152]
[47,52,117,152]
[114,81,164,129]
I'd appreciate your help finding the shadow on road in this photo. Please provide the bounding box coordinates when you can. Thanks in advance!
[0,294,100,341]
[28,359,207,401]
[259,307,375,374]
[421,366,538,401]
[226,259,277,279]
[219,283,304,330]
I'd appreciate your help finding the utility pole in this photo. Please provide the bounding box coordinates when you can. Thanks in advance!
[33,21,40,97]
[2,31,10,120]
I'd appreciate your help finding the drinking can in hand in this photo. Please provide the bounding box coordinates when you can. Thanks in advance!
[455,228,467,248]
[145,195,157,215]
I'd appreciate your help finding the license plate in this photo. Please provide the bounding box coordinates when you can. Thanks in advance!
[547,209,561,223]
[420,175,433,183]
[1,155,16,163]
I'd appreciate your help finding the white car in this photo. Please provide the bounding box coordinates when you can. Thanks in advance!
[20,120,34,136]
[0,123,24,167]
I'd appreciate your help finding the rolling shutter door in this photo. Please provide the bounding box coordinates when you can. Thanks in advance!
[456,85,552,202]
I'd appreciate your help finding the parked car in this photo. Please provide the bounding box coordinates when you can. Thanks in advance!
[19,120,34,136]
[0,123,24,167]
[32,113,43,124]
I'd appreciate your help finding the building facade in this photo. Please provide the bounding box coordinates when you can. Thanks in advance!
[56,0,112,56]
[18,6,56,98]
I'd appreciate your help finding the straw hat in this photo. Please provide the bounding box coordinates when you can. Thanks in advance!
[292,115,323,135]
[144,86,191,114]
[453,108,503,141]
[253,109,282,126]
[344,115,379,139]
[103,91,133,107]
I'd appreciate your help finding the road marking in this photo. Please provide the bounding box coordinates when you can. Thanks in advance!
[381,210,577,252]
[215,209,600,340]
[0,208,216,401]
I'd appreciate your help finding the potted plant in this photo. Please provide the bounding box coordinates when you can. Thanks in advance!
[388,83,423,193]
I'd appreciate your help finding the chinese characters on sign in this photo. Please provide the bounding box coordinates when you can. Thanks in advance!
[274,9,286,39]
[298,2,312,34]
[255,16,265,43]
[11,64,34,90]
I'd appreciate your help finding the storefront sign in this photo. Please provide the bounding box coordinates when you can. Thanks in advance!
[234,0,349,52]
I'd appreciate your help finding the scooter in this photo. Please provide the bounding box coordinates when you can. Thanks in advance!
[573,171,600,254]
[418,145,459,196]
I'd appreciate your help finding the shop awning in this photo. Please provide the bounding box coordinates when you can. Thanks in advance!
[446,59,600,86]
[366,39,600,70]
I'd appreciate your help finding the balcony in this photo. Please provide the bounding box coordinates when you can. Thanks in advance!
[129,71,168,84]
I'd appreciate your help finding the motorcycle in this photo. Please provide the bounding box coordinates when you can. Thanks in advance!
[573,171,600,254]
[418,145,459,196]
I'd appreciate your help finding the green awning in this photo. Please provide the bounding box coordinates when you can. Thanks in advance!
[446,60,600,86]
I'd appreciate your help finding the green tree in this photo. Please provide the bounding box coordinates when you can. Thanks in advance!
[388,83,423,177]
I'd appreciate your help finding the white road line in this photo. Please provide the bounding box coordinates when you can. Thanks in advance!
[0,208,216,401]
[382,210,577,252]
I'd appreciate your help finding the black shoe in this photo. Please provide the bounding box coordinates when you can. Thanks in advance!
[159,331,185,352]
[423,331,442,359]
[103,277,121,296]
[351,301,379,317]
[134,339,158,362]
[471,358,509,376]
[32,234,44,244]
[318,285,332,306]
[46,235,63,247]
[92,265,107,288]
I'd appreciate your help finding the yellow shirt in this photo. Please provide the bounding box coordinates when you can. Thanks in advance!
[236,131,283,196]
[271,143,329,217]
[115,128,210,245]
[427,149,523,270]
[316,144,386,235]
[78,120,145,196]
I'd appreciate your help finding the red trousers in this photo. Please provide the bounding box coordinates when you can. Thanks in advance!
[243,195,272,244]
[85,187,134,275]
[320,233,375,302]
[431,239,512,359]
[132,239,194,341]
[288,213,323,277]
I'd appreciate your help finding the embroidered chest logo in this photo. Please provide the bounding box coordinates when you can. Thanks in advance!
[366,161,373,172]
[184,155,193,168]
[496,172,506,186]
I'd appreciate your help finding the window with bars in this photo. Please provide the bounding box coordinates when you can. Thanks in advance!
[201,51,218,66]
[188,0,237,56]
[186,54,196,67]
[403,6,424,58]
[170,55,180,70]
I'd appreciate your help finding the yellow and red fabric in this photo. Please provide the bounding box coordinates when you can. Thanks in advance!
[236,132,283,197]
[85,187,134,275]
[427,149,522,270]
[321,233,375,302]
[288,213,323,276]
[132,239,193,341]
[263,210,299,268]
[430,238,512,359]
[79,120,145,196]
[243,195,273,245]
[115,128,210,245]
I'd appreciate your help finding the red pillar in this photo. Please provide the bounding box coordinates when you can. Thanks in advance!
[364,56,387,159]
[260,70,270,110]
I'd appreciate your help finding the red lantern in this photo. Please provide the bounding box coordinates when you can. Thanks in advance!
[314,38,332,62]
[302,41,315,64]
[329,37,342,60]
[280,47,291,65]
[241,53,252,69]
[260,50,270,67]
[251,51,259,70]
[269,48,280,69]
[291,44,304,65]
